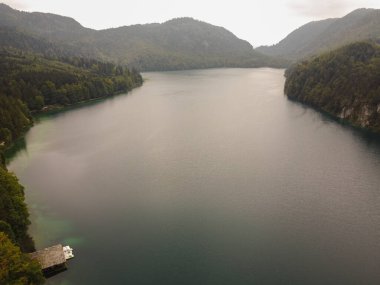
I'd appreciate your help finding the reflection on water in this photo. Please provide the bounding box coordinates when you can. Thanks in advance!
[7,68,380,285]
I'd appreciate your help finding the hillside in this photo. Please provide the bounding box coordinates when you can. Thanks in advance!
[258,8,380,62]
[0,4,284,70]
[284,42,380,133]
[257,19,337,60]
[0,50,142,146]
[94,18,281,70]
[0,26,98,59]
[0,3,93,41]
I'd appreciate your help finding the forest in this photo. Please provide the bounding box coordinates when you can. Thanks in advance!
[0,49,143,145]
[285,41,380,133]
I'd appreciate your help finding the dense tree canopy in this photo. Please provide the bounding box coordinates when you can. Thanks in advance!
[285,41,380,133]
[0,232,44,285]
[0,166,32,252]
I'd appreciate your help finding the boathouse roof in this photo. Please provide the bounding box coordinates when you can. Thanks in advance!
[29,244,66,270]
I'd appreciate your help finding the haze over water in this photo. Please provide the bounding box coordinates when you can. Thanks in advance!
[7,68,380,285]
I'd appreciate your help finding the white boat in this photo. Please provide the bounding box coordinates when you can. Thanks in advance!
[63,245,74,260]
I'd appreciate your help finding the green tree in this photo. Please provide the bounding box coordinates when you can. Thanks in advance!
[0,232,44,285]
[0,166,31,250]
[285,41,380,133]
[0,220,16,243]
[34,96,44,111]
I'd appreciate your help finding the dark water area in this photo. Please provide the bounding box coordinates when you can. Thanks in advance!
[7,68,380,285]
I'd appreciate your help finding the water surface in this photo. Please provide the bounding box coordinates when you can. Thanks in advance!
[8,68,380,285]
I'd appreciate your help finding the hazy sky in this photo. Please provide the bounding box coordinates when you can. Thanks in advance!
[3,0,380,46]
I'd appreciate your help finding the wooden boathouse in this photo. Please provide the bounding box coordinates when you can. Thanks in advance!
[29,244,74,276]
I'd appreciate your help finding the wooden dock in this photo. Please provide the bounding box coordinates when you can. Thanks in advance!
[29,244,73,276]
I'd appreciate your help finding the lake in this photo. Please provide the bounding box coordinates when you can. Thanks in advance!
[7,68,380,285]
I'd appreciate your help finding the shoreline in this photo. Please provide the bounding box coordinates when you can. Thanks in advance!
[286,96,380,139]
[4,83,143,162]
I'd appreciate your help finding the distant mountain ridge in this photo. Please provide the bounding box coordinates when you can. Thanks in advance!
[0,4,284,70]
[257,8,380,62]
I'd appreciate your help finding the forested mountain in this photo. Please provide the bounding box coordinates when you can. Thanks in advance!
[257,19,337,60]
[285,42,380,133]
[0,27,95,59]
[258,8,380,62]
[0,4,284,70]
[0,49,142,146]
[92,18,284,70]
[0,3,93,41]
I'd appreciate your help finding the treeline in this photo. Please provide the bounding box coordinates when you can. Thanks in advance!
[0,166,33,251]
[128,53,286,72]
[0,95,31,147]
[0,166,45,284]
[0,49,142,145]
[0,232,44,284]
[285,41,380,133]
[0,26,94,59]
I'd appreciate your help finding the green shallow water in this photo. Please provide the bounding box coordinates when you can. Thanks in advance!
[7,68,380,285]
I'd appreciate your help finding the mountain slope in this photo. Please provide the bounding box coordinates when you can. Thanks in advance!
[284,42,380,133]
[0,3,103,59]
[258,8,380,61]
[0,3,92,41]
[0,26,99,59]
[93,17,282,70]
[257,18,337,60]
[0,4,284,70]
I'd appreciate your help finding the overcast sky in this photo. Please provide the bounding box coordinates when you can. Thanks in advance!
[3,0,380,46]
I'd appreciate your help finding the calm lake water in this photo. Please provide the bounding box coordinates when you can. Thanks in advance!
[7,68,380,285]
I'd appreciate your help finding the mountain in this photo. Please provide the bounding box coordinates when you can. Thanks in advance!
[0,3,92,41]
[0,26,98,59]
[0,3,107,59]
[257,8,380,62]
[284,41,380,133]
[257,19,337,60]
[93,18,282,70]
[0,4,284,70]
